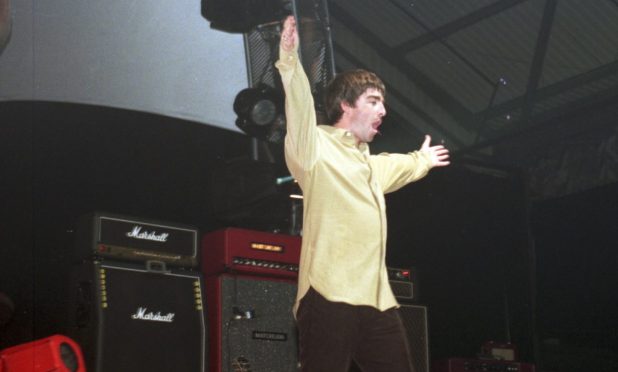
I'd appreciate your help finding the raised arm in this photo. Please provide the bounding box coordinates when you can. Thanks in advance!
[0,0,11,53]
[276,16,319,173]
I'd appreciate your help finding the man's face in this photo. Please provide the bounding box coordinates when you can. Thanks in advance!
[344,88,386,144]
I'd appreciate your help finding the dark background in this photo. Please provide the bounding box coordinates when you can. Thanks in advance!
[1,101,617,371]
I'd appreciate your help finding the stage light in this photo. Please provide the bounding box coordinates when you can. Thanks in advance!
[233,84,286,143]
[202,0,292,34]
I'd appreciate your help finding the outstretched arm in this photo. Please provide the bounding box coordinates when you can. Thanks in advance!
[370,135,449,194]
[420,135,450,168]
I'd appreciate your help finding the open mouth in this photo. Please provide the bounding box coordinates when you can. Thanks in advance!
[372,120,382,134]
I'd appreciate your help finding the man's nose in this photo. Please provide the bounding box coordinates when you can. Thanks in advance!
[378,103,386,117]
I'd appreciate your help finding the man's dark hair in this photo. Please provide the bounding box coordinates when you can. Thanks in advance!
[323,69,386,125]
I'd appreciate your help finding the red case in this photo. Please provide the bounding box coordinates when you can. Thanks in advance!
[0,335,86,372]
[201,227,301,278]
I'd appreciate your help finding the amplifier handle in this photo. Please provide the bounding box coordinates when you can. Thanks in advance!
[146,260,169,273]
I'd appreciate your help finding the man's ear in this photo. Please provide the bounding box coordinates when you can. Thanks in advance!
[340,100,352,114]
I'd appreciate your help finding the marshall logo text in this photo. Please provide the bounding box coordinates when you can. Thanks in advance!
[131,307,175,323]
[126,226,169,242]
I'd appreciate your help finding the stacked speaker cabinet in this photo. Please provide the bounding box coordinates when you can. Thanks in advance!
[202,228,301,372]
[388,268,430,372]
[399,304,430,372]
[205,274,297,372]
[68,212,206,372]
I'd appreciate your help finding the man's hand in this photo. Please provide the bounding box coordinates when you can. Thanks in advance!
[280,15,298,52]
[420,135,450,168]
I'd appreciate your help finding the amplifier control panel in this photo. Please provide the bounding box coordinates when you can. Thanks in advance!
[232,256,299,273]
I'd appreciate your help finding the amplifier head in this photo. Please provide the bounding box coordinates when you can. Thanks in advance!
[388,267,419,302]
[74,212,199,268]
[201,228,301,278]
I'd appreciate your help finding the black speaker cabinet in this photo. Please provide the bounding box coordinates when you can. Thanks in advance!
[205,274,298,372]
[400,304,430,372]
[67,261,207,372]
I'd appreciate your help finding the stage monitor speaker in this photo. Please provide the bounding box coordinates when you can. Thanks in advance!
[205,274,298,372]
[67,261,207,372]
[0,334,85,372]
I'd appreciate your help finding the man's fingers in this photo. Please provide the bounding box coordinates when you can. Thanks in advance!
[283,16,295,34]
[280,15,297,51]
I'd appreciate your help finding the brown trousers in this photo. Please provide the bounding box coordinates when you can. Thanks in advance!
[296,287,415,372]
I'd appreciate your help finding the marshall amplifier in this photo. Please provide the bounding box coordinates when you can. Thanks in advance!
[205,274,298,372]
[432,358,535,372]
[75,212,199,268]
[388,267,418,302]
[201,228,301,278]
[66,261,207,372]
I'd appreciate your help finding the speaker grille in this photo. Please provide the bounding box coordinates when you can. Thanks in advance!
[399,305,430,372]
[101,266,206,371]
[245,26,280,89]
[69,262,207,372]
[218,275,298,372]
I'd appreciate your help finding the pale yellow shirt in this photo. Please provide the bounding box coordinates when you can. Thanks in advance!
[276,46,432,314]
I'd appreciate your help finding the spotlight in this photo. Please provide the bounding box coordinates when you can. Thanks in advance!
[202,0,292,34]
[234,84,285,143]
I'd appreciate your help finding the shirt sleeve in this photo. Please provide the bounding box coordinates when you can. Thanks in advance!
[370,151,433,194]
[275,45,319,175]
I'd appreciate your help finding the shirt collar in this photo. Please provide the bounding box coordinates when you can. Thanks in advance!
[319,125,370,152]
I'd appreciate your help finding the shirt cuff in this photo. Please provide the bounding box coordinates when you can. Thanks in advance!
[409,150,433,172]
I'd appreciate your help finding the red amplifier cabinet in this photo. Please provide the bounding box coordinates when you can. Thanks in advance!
[201,228,301,278]
[432,358,535,372]
[0,334,86,372]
